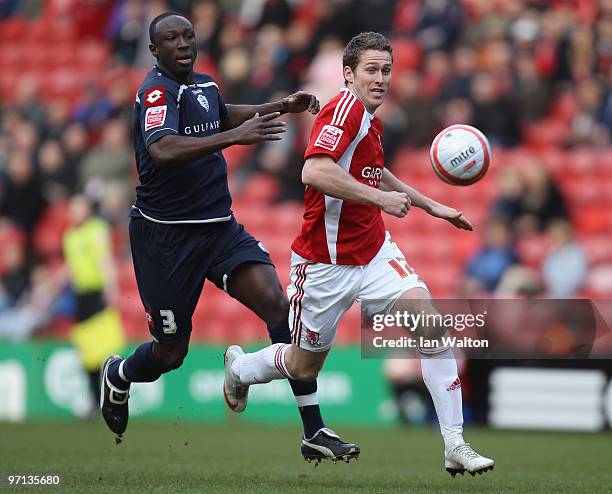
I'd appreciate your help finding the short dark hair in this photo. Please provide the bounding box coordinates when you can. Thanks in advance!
[342,32,393,76]
[149,12,183,44]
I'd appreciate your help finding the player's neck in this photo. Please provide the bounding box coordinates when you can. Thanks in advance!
[155,62,194,85]
[345,83,376,115]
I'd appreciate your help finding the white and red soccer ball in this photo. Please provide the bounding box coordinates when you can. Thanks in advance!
[429,124,491,186]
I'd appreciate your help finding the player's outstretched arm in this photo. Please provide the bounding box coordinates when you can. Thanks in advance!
[302,156,410,218]
[221,91,320,131]
[380,169,473,230]
[149,112,287,165]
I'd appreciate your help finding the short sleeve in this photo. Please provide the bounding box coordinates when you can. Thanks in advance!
[139,83,180,147]
[217,90,228,121]
[304,91,364,162]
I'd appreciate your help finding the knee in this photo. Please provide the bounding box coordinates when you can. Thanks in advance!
[154,344,189,372]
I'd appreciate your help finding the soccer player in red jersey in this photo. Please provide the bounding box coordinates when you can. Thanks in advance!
[225,32,494,475]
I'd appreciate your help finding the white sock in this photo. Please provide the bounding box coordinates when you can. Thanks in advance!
[232,343,293,385]
[420,347,465,451]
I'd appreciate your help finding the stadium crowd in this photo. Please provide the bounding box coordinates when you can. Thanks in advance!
[1,0,612,343]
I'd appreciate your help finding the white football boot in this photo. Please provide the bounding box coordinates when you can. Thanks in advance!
[223,345,249,412]
[445,443,495,477]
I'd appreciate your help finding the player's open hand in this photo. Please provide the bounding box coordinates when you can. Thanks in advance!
[428,203,473,230]
[233,112,287,144]
[379,191,411,218]
[281,91,320,115]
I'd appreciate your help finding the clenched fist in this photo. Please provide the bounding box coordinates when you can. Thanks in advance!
[281,91,320,115]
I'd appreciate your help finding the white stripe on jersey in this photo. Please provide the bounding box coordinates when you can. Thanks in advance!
[177,81,219,109]
[324,108,371,263]
[331,90,351,126]
[332,90,356,126]
[144,127,178,145]
[339,96,357,126]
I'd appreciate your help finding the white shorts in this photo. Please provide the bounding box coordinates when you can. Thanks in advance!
[287,232,429,351]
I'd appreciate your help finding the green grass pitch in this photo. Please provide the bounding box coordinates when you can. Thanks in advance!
[1,421,610,493]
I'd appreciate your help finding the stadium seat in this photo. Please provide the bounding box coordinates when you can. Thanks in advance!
[234,173,280,204]
[580,235,612,264]
[389,38,422,73]
[0,221,26,276]
[523,119,568,150]
[574,206,610,235]
[584,264,612,296]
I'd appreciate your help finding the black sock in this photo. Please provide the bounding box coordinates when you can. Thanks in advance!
[298,403,325,439]
[87,370,100,404]
[268,321,325,438]
[107,342,163,390]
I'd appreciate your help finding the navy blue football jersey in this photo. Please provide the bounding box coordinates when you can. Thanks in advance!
[131,65,232,223]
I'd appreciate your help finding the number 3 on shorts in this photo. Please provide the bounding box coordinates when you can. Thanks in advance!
[160,309,177,334]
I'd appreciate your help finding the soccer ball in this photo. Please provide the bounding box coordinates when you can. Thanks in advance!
[429,124,491,186]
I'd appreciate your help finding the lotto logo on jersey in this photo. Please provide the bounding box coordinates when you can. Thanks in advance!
[314,125,343,151]
[144,105,167,131]
[145,87,166,107]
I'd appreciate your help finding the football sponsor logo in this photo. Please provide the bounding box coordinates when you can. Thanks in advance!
[145,87,166,107]
[314,124,343,151]
[144,105,167,131]
[361,166,383,180]
[184,120,220,134]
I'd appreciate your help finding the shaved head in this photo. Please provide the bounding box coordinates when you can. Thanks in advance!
[149,12,187,44]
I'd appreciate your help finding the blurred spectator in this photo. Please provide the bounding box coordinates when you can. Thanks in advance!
[470,72,521,147]
[566,77,610,146]
[60,123,89,180]
[78,119,133,203]
[495,265,542,297]
[440,46,477,102]
[72,82,114,131]
[219,47,253,103]
[512,51,551,122]
[193,0,223,61]
[107,0,147,65]
[0,151,46,232]
[542,219,587,297]
[464,218,518,294]
[38,139,73,202]
[13,74,46,130]
[412,0,463,52]
[382,70,438,155]
[0,256,60,342]
[492,167,524,225]
[515,161,569,235]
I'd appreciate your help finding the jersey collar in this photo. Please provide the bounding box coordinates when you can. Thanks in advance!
[153,64,195,85]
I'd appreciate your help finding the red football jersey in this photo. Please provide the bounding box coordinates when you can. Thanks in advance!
[292,88,386,265]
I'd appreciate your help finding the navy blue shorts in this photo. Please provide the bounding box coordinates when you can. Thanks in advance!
[129,216,273,343]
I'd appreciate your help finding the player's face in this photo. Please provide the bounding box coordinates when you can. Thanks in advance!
[344,50,392,113]
[150,16,197,83]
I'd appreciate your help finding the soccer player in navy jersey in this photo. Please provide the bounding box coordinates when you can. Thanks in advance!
[100,12,358,458]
